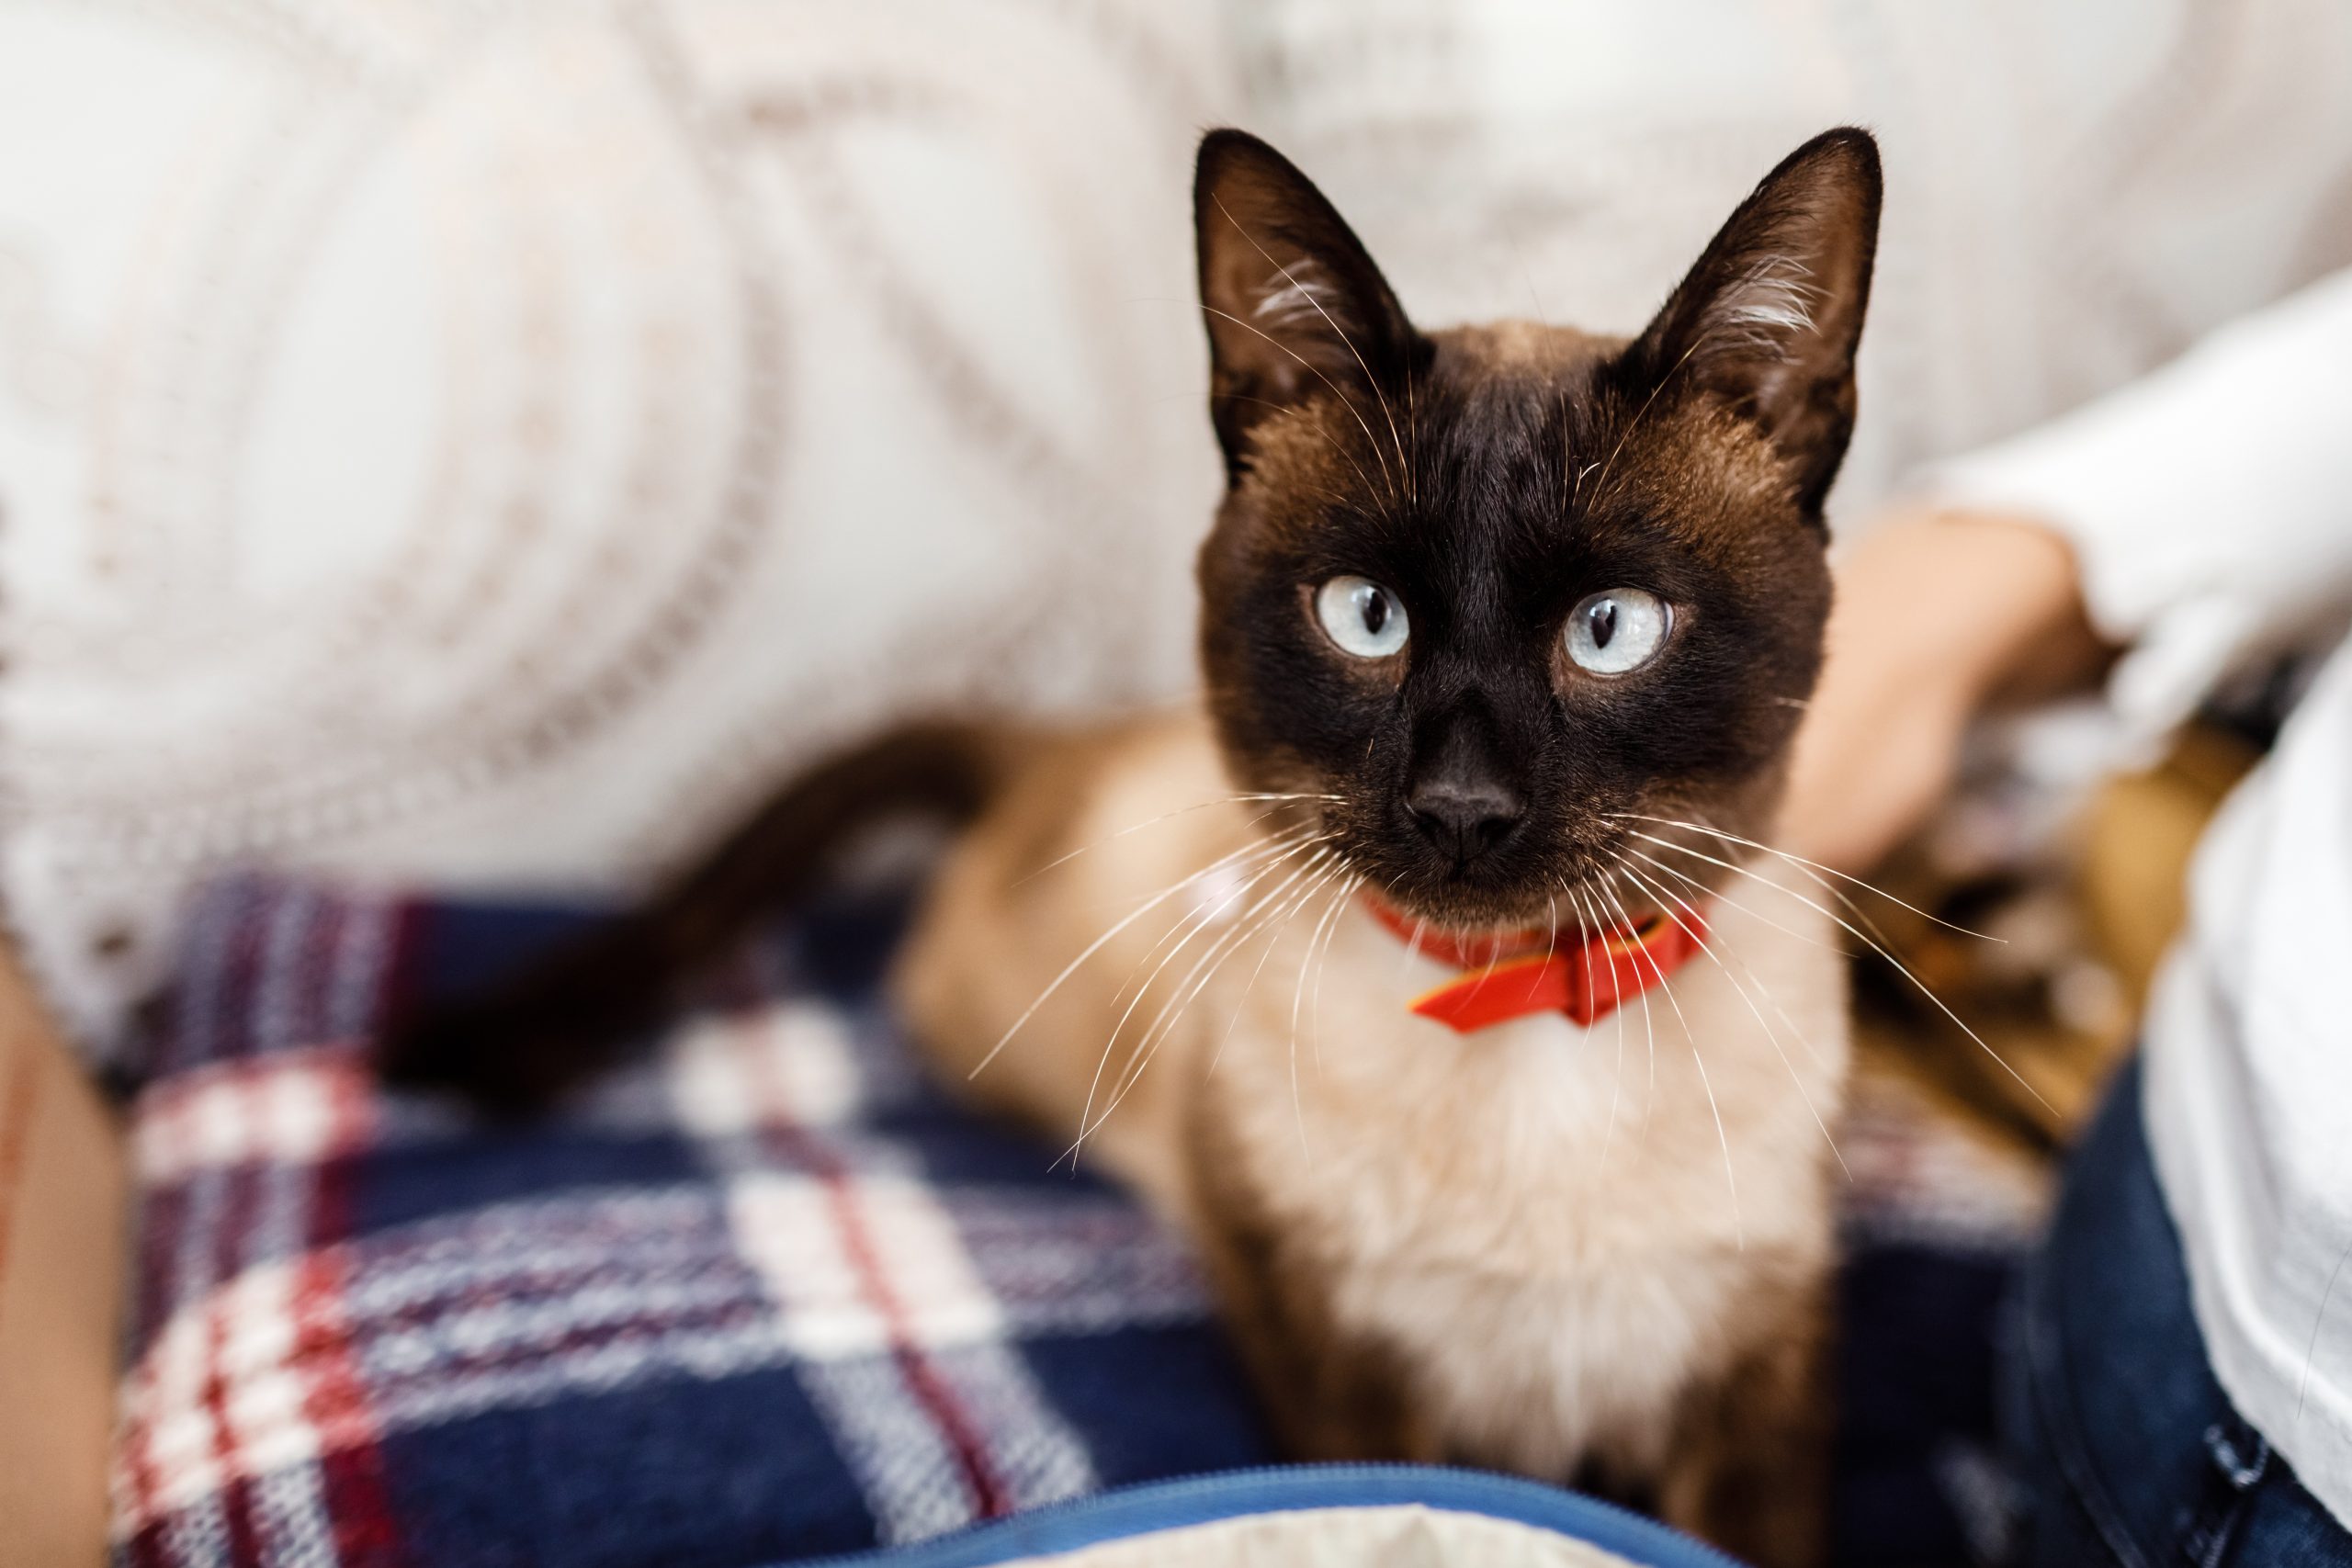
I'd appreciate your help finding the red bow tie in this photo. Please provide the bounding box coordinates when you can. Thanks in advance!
[1365,895,1708,1033]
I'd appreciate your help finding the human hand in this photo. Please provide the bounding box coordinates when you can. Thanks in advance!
[1779,509,2108,875]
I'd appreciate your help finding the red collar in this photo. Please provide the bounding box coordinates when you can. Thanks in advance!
[1365,895,1708,1034]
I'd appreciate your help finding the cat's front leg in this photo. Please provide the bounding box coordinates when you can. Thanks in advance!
[1198,1215,1447,1461]
[1183,1105,1443,1462]
[1655,1275,1835,1568]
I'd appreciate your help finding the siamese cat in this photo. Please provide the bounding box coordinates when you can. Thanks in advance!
[383,126,1881,1565]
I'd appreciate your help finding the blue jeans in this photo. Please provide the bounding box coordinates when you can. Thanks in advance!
[2006,1055,2352,1566]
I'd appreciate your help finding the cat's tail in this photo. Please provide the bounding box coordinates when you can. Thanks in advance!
[375,718,1017,1114]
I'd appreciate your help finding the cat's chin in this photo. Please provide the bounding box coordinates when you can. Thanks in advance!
[1361,861,1679,937]
[1367,884,1618,937]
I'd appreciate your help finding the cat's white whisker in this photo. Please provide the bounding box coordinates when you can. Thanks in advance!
[1618,812,1922,964]
[1615,863,1745,1248]
[1297,869,1358,1061]
[1405,362,1420,509]
[1566,882,1630,1166]
[1102,840,1327,1077]
[1629,860,1849,1181]
[1629,830,2053,1113]
[1076,840,1333,1156]
[1074,861,1346,1172]
[1581,881,1643,1158]
[2296,1231,2352,1427]
[1015,795,1336,886]
[1207,859,1340,1083]
[1610,811,2003,942]
[1634,852,1835,1073]
[1148,860,1354,1128]
[1306,869,1364,1073]
[1210,390,1389,510]
[1598,876,1672,1135]
[1286,867,1360,1159]
[1097,845,1336,1121]
[1197,299,1403,511]
[1593,876,1666,1122]
[1624,846,1844,958]
[1214,194,1415,509]
[1102,825,1322,1011]
[1588,338,1704,511]
[969,828,1317,1082]
[1374,871,1430,979]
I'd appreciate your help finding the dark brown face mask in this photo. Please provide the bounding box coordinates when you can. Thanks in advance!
[1189,127,1882,932]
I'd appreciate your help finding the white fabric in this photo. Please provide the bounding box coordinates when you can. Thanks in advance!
[980,1505,1643,1568]
[7,0,2352,1055]
[0,1,1241,1046]
[1230,0,2352,522]
[1934,271,2352,1528]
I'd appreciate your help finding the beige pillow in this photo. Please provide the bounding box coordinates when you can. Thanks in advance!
[0,2,1238,1053]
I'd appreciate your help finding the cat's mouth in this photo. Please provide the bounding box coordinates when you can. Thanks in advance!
[1359,882,1672,950]
[1317,823,1676,939]
[1242,792,1716,938]
[1370,879,1671,942]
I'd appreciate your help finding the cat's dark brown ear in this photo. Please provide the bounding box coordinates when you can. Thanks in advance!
[1623,127,1883,519]
[1195,130,1419,480]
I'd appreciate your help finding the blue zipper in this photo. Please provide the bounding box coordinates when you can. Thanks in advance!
[786,1461,1753,1568]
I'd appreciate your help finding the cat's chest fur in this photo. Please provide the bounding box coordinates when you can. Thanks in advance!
[1193,845,1846,1474]
[900,712,1849,1478]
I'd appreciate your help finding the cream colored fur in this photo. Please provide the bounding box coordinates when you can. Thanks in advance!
[899,706,1846,1493]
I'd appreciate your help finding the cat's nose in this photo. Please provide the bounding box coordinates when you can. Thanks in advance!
[1406,775,1526,865]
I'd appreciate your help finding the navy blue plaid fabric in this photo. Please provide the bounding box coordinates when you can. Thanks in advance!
[108,874,2041,1567]
[112,878,1271,1567]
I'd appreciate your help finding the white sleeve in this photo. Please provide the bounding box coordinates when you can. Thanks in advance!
[1925,267,2352,746]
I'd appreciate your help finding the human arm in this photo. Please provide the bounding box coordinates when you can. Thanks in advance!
[1782,267,2352,874]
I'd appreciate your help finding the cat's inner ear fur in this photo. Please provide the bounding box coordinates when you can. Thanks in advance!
[1624,128,1883,517]
[1194,130,1419,479]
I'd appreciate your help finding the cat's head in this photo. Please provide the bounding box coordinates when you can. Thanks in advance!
[1193,128,1880,931]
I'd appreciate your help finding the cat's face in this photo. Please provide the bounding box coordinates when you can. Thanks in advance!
[1193,129,1880,931]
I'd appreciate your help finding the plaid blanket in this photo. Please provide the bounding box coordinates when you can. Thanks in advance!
[109,875,2047,1567]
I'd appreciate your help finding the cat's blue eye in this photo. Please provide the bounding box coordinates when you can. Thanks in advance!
[1315,575,1409,660]
[1564,588,1669,674]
